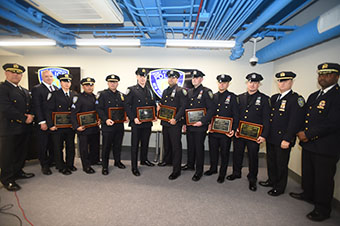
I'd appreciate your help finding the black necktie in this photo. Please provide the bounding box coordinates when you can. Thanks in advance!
[276,94,281,102]
[66,93,70,98]
[49,86,53,92]
[316,90,324,100]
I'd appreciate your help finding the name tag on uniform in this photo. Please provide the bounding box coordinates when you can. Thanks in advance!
[279,100,287,111]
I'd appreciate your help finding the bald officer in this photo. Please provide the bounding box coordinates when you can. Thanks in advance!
[259,72,305,196]
[96,74,126,175]
[158,70,187,180]
[291,63,340,222]
[125,68,157,176]
[205,74,239,183]
[183,70,216,182]
[227,73,270,191]
[0,63,35,191]
[71,77,100,174]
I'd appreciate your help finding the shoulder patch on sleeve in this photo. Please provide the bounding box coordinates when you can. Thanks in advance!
[298,97,305,107]
[126,88,130,95]
[208,90,213,99]
[182,89,187,96]
[47,93,52,101]
[72,96,78,104]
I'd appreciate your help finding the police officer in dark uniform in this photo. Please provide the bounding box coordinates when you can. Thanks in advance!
[31,70,58,175]
[124,68,157,176]
[0,63,35,191]
[290,63,340,222]
[158,70,187,180]
[71,77,100,174]
[96,74,126,175]
[205,74,239,183]
[182,70,216,182]
[45,74,77,175]
[227,73,270,191]
[259,72,305,196]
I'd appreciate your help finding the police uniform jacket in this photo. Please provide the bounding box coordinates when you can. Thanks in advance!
[160,84,187,127]
[0,81,32,136]
[238,91,270,138]
[211,90,239,135]
[71,92,99,135]
[186,84,216,132]
[124,84,157,128]
[267,90,305,147]
[300,84,340,157]
[31,83,58,124]
[45,89,76,133]
[96,89,125,132]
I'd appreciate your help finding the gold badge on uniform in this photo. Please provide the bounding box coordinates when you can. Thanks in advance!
[279,100,287,111]
[317,100,326,109]
[255,96,261,105]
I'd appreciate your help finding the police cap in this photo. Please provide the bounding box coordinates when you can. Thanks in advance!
[317,63,340,75]
[275,71,296,81]
[2,63,25,73]
[246,72,263,82]
[216,74,232,82]
[106,74,120,82]
[166,70,180,78]
[57,73,72,82]
[192,70,205,78]
[135,68,147,77]
[81,77,95,85]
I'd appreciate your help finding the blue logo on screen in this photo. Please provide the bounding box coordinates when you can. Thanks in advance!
[149,69,185,98]
[37,67,69,88]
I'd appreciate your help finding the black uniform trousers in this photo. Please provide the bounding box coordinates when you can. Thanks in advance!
[266,142,291,193]
[36,128,54,168]
[208,133,232,177]
[52,130,75,170]
[102,128,124,168]
[186,131,206,176]
[78,132,100,169]
[232,138,259,182]
[131,126,151,170]
[0,134,29,185]
[162,124,182,174]
[302,149,339,216]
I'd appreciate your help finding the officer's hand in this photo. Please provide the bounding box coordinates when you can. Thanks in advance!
[297,131,308,142]
[157,105,161,112]
[193,121,202,127]
[182,125,187,133]
[40,123,48,131]
[134,118,142,124]
[226,130,234,137]
[208,124,212,132]
[106,119,114,126]
[25,114,34,124]
[97,119,101,126]
[235,129,240,138]
[50,126,57,131]
[281,140,290,149]
[152,117,157,122]
[257,136,266,144]
[77,126,85,132]
[169,118,176,125]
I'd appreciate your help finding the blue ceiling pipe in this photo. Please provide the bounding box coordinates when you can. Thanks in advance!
[257,5,340,64]
[229,0,292,60]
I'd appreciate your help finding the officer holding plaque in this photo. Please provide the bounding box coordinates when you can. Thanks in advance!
[226,73,270,191]
[157,70,187,180]
[45,74,77,175]
[259,72,305,196]
[205,74,239,183]
[182,70,216,182]
[124,68,157,176]
[71,77,100,174]
[96,74,126,175]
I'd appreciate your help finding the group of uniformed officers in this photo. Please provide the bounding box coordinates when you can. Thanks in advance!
[0,62,339,222]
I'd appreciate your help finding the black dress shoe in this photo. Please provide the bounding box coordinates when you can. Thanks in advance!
[102,168,109,175]
[16,171,35,179]
[132,169,141,176]
[68,166,77,171]
[42,167,52,175]
[140,160,155,167]
[306,210,330,222]
[92,161,102,166]
[168,172,180,180]
[289,192,313,203]
[158,162,168,167]
[59,168,72,175]
[267,189,282,196]
[259,180,273,187]
[217,175,225,183]
[192,174,202,182]
[204,170,217,176]
[181,165,195,171]
[3,181,21,191]
[84,167,95,174]
[249,181,257,191]
[226,174,241,181]
[114,162,126,169]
